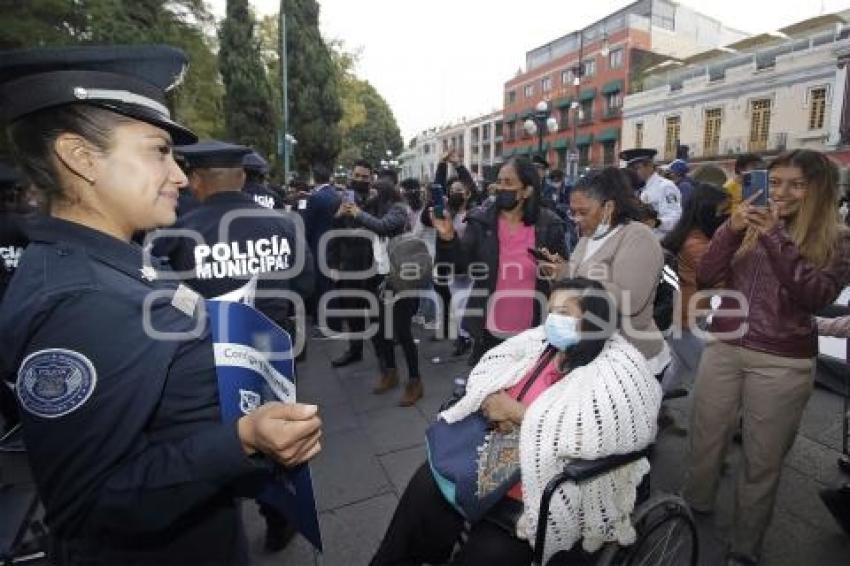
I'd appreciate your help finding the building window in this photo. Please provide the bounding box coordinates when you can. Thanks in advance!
[495,122,503,137]
[602,142,616,166]
[506,90,516,105]
[606,92,622,115]
[664,116,681,160]
[749,99,771,152]
[578,144,590,167]
[524,84,534,98]
[561,68,575,85]
[582,59,596,77]
[542,76,552,92]
[703,108,722,157]
[608,48,624,69]
[559,109,569,131]
[635,122,644,149]
[579,100,593,123]
[482,124,491,141]
[809,87,827,130]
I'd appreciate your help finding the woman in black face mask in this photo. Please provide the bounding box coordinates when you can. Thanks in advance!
[432,156,568,364]
[660,182,730,394]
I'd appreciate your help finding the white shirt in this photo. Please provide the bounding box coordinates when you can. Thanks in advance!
[640,172,682,234]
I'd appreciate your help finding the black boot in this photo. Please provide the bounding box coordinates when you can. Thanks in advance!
[452,336,471,357]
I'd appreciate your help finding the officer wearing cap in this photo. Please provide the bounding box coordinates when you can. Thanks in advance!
[0,45,322,564]
[242,151,282,209]
[665,158,695,208]
[155,140,314,326]
[620,148,682,234]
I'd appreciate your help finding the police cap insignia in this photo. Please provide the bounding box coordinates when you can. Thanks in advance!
[16,349,97,418]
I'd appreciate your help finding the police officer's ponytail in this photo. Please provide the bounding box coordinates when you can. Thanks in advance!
[8,104,133,208]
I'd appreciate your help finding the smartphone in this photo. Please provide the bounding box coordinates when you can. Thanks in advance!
[527,247,549,262]
[430,183,446,219]
[742,170,769,207]
[344,189,355,204]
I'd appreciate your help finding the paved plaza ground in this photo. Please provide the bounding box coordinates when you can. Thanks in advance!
[3,327,849,565]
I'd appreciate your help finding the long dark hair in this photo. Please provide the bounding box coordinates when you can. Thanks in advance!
[572,167,641,226]
[662,182,729,254]
[549,277,615,372]
[505,156,542,225]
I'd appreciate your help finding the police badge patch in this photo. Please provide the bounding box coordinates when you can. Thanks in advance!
[239,389,261,414]
[16,349,97,418]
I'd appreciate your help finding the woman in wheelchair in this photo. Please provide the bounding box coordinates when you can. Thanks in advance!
[371,278,663,566]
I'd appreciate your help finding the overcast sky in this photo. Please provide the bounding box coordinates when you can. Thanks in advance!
[208,0,850,142]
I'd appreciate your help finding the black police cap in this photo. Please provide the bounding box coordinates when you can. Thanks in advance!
[242,151,269,174]
[176,140,253,169]
[619,148,657,166]
[0,44,197,144]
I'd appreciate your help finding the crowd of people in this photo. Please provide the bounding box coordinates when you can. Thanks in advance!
[1,43,850,566]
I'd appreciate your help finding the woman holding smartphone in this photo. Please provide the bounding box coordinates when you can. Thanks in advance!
[431,156,566,364]
[684,150,850,566]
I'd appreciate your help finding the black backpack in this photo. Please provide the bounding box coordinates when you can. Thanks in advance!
[387,234,433,292]
[653,248,680,333]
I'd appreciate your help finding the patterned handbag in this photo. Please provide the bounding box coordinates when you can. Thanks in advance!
[426,347,557,523]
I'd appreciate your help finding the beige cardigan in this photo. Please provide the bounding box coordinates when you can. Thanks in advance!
[565,222,665,361]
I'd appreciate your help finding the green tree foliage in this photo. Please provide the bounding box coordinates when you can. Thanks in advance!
[281,0,342,172]
[0,0,224,139]
[330,41,403,169]
[219,0,276,159]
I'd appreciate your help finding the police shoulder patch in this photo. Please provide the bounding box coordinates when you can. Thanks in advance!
[16,349,97,418]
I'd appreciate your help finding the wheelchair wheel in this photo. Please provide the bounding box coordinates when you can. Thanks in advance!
[596,494,698,566]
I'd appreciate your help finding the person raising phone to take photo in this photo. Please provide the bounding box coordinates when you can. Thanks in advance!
[431,156,567,365]
[683,149,850,566]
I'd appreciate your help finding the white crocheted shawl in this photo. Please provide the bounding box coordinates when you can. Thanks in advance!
[440,327,662,562]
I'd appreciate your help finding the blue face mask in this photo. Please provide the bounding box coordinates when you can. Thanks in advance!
[544,313,581,351]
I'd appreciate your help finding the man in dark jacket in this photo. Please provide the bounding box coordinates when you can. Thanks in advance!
[305,164,341,326]
[326,159,378,367]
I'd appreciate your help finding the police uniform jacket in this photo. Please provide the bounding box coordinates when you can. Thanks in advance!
[156,191,314,327]
[243,181,281,210]
[640,172,682,234]
[0,211,29,299]
[0,215,267,564]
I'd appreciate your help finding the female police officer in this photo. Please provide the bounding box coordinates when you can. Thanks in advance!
[0,45,322,564]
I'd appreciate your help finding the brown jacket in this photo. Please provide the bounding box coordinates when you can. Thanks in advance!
[567,222,665,360]
[699,221,850,358]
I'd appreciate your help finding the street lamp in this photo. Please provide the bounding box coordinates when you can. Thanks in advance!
[523,100,559,157]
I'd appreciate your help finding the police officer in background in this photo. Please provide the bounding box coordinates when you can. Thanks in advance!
[0,161,29,431]
[156,141,314,316]
[242,150,282,209]
[621,148,682,234]
[0,45,323,564]
[0,162,30,299]
[154,139,314,551]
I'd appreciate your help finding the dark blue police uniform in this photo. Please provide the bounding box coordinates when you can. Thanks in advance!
[0,216,265,564]
[242,151,281,210]
[159,191,314,326]
[0,44,273,565]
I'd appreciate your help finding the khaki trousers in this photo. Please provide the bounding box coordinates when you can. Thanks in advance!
[683,340,814,559]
